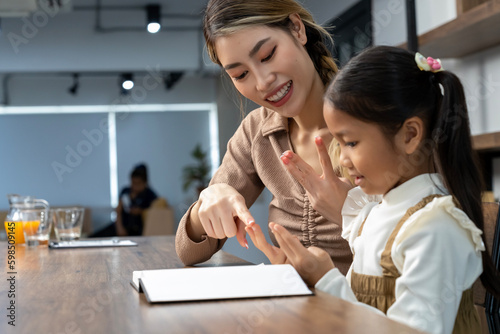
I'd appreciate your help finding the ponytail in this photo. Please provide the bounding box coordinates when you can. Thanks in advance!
[433,71,500,299]
[303,22,338,86]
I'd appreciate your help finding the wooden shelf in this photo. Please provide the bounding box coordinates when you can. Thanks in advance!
[399,0,500,58]
[473,131,500,152]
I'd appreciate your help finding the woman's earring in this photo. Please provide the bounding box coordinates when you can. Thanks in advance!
[294,26,299,31]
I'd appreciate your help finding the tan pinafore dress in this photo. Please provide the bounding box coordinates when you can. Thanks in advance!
[350,195,481,334]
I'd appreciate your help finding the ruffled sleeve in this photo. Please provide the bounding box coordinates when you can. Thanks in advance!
[341,187,381,249]
[394,195,485,254]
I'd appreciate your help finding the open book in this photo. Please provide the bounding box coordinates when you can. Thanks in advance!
[131,264,313,303]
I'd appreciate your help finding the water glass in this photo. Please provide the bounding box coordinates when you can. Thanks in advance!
[52,207,85,241]
[22,208,52,247]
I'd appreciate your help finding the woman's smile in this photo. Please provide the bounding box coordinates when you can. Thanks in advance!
[266,80,293,107]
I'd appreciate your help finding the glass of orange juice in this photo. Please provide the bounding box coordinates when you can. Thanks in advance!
[21,209,52,246]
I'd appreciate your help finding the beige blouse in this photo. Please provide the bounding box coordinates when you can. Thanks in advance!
[175,107,352,274]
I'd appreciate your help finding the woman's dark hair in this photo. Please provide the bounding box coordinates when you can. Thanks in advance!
[131,163,148,183]
[203,0,338,87]
[326,45,500,298]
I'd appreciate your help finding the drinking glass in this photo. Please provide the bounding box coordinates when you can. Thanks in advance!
[52,207,85,241]
[22,208,52,247]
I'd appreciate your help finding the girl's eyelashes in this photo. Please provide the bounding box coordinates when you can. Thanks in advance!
[345,141,357,148]
[261,46,276,62]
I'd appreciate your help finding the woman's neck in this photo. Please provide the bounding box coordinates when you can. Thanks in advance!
[291,75,326,133]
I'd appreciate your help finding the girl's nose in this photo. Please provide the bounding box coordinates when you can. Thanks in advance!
[339,149,353,169]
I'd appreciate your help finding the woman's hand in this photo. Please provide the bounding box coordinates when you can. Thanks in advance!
[270,222,334,286]
[280,136,353,224]
[189,183,255,248]
[245,222,288,264]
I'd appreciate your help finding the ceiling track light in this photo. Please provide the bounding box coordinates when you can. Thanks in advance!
[68,73,79,95]
[120,73,134,94]
[164,72,184,90]
[146,4,161,34]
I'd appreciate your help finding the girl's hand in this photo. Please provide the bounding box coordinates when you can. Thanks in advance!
[195,183,255,248]
[245,222,288,264]
[280,136,353,224]
[270,222,334,286]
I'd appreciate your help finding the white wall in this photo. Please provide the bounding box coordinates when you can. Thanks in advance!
[0,9,204,72]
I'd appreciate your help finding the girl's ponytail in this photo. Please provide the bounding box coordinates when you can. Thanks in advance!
[433,71,500,299]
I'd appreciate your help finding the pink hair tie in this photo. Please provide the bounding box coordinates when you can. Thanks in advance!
[415,52,444,72]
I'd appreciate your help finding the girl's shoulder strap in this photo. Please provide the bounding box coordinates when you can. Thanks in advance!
[381,194,444,278]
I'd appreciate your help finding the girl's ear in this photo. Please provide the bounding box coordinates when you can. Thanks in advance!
[399,116,425,155]
[288,13,307,46]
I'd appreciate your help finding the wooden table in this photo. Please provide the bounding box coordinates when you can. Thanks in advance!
[1,236,419,334]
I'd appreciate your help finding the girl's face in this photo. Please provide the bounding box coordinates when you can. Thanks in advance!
[214,20,321,118]
[324,103,409,195]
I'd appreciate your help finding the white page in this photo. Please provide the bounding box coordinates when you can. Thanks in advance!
[135,264,312,303]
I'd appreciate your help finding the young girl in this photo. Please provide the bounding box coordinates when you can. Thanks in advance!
[175,0,353,274]
[247,45,500,334]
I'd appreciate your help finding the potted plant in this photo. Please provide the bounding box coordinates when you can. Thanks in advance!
[182,144,210,195]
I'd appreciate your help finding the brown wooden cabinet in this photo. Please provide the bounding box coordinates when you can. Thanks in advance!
[399,0,500,58]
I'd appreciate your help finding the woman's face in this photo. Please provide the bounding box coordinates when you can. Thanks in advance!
[131,177,146,194]
[214,21,321,118]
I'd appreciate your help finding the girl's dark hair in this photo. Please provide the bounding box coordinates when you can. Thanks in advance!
[326,45,500,298]
[203,0,338,86]
[131,163,148,183]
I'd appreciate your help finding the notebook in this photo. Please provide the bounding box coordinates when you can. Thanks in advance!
[131,264,313,303]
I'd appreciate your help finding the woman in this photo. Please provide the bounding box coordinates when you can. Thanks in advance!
[92,164,157,237]
[175,0,353,274]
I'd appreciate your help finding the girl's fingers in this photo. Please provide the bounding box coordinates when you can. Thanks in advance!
[270,223,301,259]
[272,223,311,260]
[280,151,317,190]
[246,223,280,261]
[246,222,268,249]
[247,223,275,255]
[314,136,337,180]
[235,218,248,249]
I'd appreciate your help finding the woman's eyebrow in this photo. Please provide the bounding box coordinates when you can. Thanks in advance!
[249,37,270,57]
[223,37,271,70]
